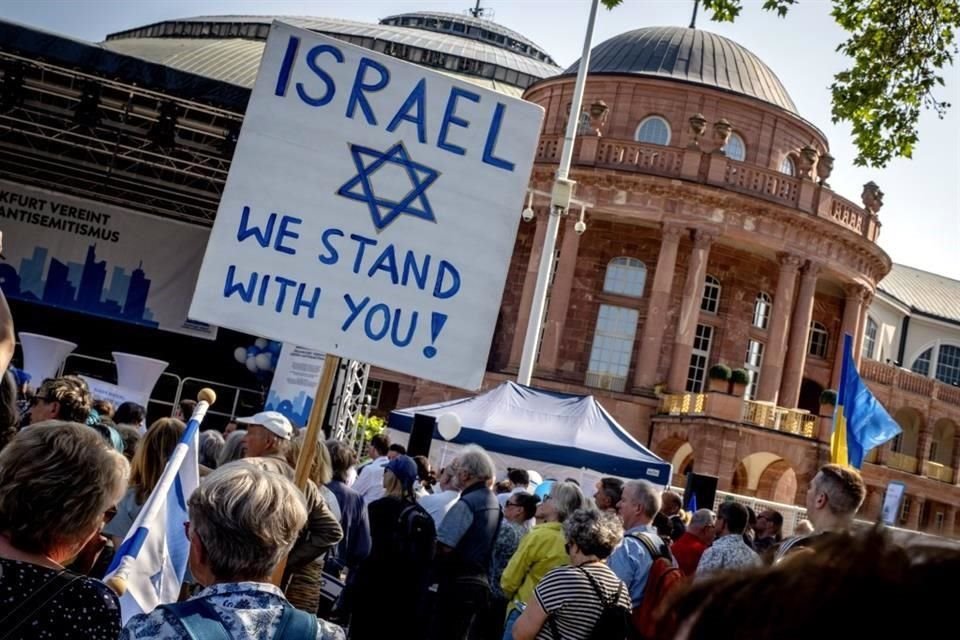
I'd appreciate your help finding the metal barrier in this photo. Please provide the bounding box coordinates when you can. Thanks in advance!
[57,352,262,428]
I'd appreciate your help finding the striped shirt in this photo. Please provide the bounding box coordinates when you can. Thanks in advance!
[534,563,631,640]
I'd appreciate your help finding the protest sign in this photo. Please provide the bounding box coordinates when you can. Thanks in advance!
[189,22,543,390]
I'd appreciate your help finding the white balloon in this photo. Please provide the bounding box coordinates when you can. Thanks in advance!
[437,412,461,440]
[234,346,247,364]
[245,355,259,373]
[255,352,273,371]
[254,338,268,349]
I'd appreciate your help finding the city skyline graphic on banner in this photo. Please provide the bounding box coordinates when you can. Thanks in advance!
[265,388,314,428]
[0,243,159,327]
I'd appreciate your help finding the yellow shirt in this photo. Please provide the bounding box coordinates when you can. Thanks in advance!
[499,522,567,614]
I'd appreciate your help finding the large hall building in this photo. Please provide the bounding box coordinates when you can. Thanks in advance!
[0,11,957,536]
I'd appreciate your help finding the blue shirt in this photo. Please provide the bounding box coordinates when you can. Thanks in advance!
[606,523,661,607]
[326,479,371,574]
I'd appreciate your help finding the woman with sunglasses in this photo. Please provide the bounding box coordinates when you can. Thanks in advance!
[500,481,587,640]
[0,421,129,639]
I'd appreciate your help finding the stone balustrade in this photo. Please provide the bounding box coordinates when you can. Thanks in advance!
[860,359,960,407]
[888,451,919,474]
[923,460,955,483]
[657,393,816,439]
[533,134,881,242]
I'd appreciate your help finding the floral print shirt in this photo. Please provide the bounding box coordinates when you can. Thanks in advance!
[120,581,345,640]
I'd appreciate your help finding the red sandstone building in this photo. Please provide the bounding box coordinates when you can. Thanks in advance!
[371,26,960,538]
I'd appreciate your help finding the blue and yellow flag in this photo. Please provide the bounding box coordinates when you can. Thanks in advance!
[830,334,902,468]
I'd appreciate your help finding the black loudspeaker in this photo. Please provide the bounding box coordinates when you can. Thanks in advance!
[407,413,436,459]
[684,473,719,512]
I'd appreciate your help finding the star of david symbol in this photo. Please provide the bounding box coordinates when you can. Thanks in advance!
[336,141,440,232]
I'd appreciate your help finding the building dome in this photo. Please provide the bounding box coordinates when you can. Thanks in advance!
[103,14,562,97]
[564,26,797,114]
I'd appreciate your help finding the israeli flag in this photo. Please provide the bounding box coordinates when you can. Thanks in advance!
[104,404,205,623]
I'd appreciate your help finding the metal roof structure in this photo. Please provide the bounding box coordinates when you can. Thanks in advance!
[879,264,960,326]
[564,26,798,114]
[104,14,562,95]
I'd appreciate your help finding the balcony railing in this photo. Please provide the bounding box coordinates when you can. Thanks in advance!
[657,394,817,439]
[660,393,706,415]
[533,134,880,242]
[887,451,919,474]
[923,460,955,483]
[742,400,818,438]
[860,360,960,408]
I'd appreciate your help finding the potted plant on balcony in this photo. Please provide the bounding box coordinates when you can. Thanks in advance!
[730,368,750,397]
[819,389,838,417]
[708,364,732,393]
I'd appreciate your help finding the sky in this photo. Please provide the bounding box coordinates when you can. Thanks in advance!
[4,0,959,278]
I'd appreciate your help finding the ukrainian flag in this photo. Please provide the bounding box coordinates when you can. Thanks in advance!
[830,334,902,468]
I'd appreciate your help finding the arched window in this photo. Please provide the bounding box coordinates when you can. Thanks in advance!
[912,348,933,377]
[635,116,671,145]
[701,275,721,314]
[586,304,639,393]
[808,322,829,358]
[780,155,796,176]
[863,317,878,360]
[752,292,772,330]
[725,132,746,161]
[936,345,960,387]
[603,257,647,297]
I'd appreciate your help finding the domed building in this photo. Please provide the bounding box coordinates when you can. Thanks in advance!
[384,25,959,536]
[102,12,561,96]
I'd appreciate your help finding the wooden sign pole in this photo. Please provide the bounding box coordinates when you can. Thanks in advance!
[271,353,341,587]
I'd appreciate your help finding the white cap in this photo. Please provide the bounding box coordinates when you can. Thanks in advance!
[235,411,293,440]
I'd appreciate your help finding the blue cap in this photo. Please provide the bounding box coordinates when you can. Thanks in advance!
[384,455,418,489]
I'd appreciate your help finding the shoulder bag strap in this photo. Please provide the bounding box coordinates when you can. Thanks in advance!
[158,599,232,640]
[577,565,612,608]
[273,603,319,639]
[627,532,673,562]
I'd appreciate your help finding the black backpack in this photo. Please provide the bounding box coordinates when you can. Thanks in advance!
[549,566,630,640]
[393,501,437,566]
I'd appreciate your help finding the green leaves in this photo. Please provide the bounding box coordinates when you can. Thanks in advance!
[597,0,958,168]
[829,0,958,167]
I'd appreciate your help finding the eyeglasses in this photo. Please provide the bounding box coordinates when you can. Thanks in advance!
[543,495,552,502]
[30,396,53,406]
[103,505,118,524]
[506,501,521,508]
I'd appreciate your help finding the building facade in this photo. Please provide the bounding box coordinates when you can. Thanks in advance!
[371,26,960,538]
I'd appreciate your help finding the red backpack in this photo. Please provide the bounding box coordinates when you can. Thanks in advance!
[626,533,684,639]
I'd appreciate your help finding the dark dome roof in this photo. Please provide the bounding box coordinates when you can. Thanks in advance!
[564,26,797,114]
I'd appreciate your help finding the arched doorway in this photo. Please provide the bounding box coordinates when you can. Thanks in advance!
[655,436,694,487]
[931,418,957,466]
[730,452,797,503]
[891,407,924,457]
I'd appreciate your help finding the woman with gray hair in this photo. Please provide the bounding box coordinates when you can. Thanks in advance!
[0,421,129,639]
[121,463,345,639]
[198,429,225,469]
[512,509,631,639]
[500,481,588,639]
[217,428,247,466]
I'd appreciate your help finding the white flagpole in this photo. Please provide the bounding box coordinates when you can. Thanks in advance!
[517,0,601,385]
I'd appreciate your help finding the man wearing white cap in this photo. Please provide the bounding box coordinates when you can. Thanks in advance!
[236,411,343,603]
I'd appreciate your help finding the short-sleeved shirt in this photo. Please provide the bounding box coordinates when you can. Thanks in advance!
[0,558,122,639]
[534,563,631,640]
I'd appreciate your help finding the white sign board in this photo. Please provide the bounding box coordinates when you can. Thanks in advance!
[264,344,325,428]
[190,22,543,390]
[881,480,906,526]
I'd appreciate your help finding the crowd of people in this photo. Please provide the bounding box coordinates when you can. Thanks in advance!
[0,275,955,639]
[2,370,958,640]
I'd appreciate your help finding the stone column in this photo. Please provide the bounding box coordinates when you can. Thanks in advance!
[907,496,925,531]
[756,254,802,402]
[945,506,958,538]
[779,261,820,408]
[633,223,686,390]
[854,291,875,365]
[538,217,582,371]
[667,229,716,392]
[951,434,960,484]
[508,213,548,368]
[832,284,866,388]
[917,426,933,475]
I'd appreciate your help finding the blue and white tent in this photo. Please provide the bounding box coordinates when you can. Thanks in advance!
[388,381,671,487]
